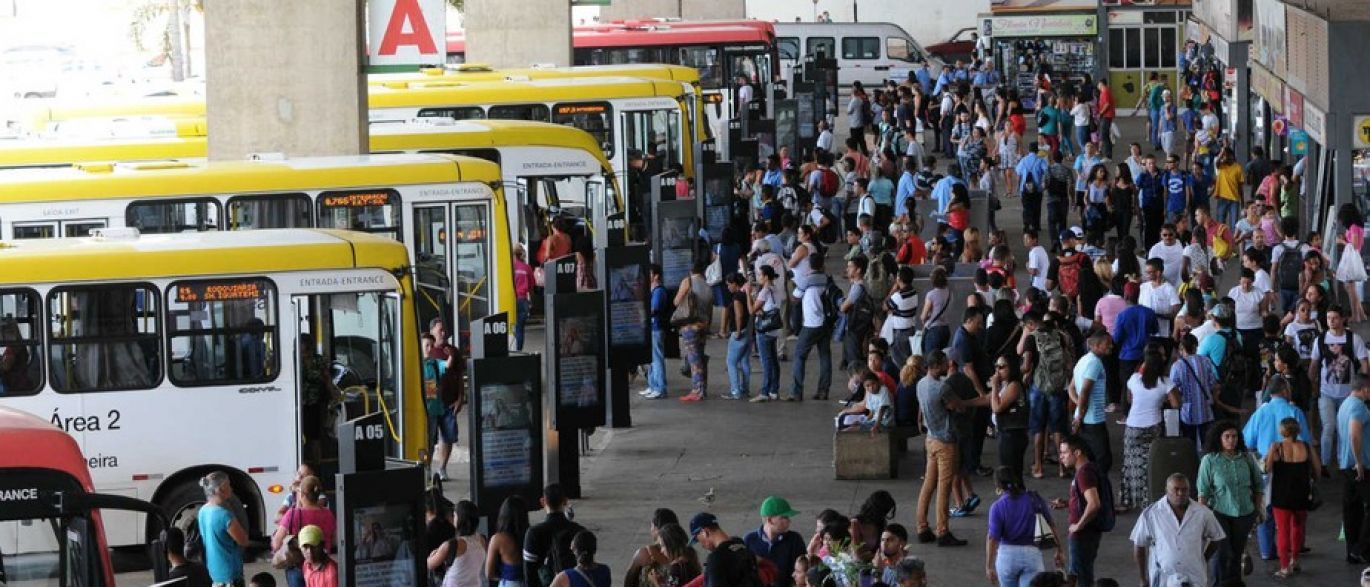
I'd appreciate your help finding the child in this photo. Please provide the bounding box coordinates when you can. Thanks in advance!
[298,525,337,587]
[250,572,278,587]
[841,365,870,407]
[1260,203,1282,247]
[164,527,212,587]
[836,372,892,432]
[276,464,325,523]
[1235,202,1263,248]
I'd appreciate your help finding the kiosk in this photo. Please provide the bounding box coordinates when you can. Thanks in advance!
[335,411,426,587]
[601,216,650,428]
[542,254,606,498]
[466,313,544,518]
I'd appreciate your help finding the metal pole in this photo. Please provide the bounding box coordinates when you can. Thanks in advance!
[852,0,858,22]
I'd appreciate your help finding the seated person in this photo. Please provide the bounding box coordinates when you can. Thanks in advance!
[836,372,893,433]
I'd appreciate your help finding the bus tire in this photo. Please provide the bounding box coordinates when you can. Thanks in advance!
[158,480,207,559]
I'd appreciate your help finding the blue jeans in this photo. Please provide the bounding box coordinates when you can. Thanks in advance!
[756,331,780,397]
[284,567,304,587]
[514,298,530,350]
[1075,124,1091,151]
[1215,197,1240,229]
[1321,394,1347,466]
[1067,531,1101,587]
[922,324,950,355]
[995,544,1044,587]
[1256,502,1277,559]
[647,329,667,394]
[725,333,752,397]
[1280,288,1300,315]
[791,326,832,398]
[1148,107,1161,148]
[1059,125,1075,157]
[1027,386,1068,435]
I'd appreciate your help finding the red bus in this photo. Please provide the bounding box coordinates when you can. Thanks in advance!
[0,407,167,587]
[446,20,778,139]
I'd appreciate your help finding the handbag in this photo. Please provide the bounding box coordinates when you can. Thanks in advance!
[705,257,723,286]
[271,509,305,570]
[670,292,699,328]
[1031,493,1057,549]
[755,308,782,333]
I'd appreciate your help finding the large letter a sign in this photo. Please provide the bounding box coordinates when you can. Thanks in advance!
[369,0,446,66]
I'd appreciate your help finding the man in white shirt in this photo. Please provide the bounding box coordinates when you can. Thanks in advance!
[1146,224,1186,286]
[736,75,754,115]
[1139,258,1181,334]
[1130,473,1224,587]
[790,254,833,401]
[816,120,834,153]
[1310,305,1370,465]
[1024,229,1050,292]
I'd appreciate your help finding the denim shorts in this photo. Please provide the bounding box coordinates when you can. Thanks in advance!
[1027,386,1068,435]
[432,410,458,444]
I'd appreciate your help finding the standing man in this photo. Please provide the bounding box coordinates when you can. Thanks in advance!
[1016,142,1048,233]
[642,264,669,399]
[1213,147,1245,229]
[1060,435,1108,587]
[1245,146,1274,203]
[895,156,918,222]
[692,513,764,586]
[197,471,248,587]
[915,350,969,546]
[743,497,806,587]
[1112,282,1158,412]
[1134,155,1165,249]
[1024,229,1050,293]
[790,255,833,401]
[847,82,869,153]
[1338,378,1370,564]
[1070,333,1115,474]
[523,484,585,587]
[1313,305,1370,468]
[735,75,754,117]
[1097,79,1117,159]
[1130,474,1225,587]
[1045,150,1074,245]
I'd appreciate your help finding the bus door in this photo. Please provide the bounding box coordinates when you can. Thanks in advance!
[622,108,683,178]
[410,202,493,346]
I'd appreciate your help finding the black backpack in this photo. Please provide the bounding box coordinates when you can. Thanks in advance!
[1216,330,1252,397]
[818,209,839,244]
[1278,243,1303,291]
[820,276,844,331]
[1022,168,1041,196]
[1071,467,1117,532]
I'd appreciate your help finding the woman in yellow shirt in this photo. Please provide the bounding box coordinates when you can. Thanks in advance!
[1213,147,1245,228]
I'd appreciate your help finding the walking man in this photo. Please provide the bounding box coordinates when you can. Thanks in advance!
[1130,473,1225,587]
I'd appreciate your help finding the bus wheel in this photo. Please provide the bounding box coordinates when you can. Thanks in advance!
[159,481,207,558]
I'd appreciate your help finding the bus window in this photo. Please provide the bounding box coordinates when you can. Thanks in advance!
[416,107,486,121]
[226,193,312,230]
[329,291,400,405]
[126,198,222,234]
[166,278,278,386]
[487,104,551,122]
[316,189,401,239]
[13,222,56,239]
[62,221,107,238]
[451,204,491,333]
[624,109,681,172]
[0,289,43,396]
[552,102,615,159]
[841,37,880,60]
[778,37,800,61]
[677,46,722,88]
[48,284,162,393]
[806,37,835,59]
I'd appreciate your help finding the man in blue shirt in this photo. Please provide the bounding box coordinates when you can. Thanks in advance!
[932,63,958,96]
[930,163,965,217]
[1112,281,1158,403]
[1337,380,1370,563]
[644,265,669,399]
[743,496,806,587]
[1134,154,1165,249]
[1188,159,1213,222]
[1072,332,1115,474]
[1015,142,1048,232]
[914,63,933,96]
[894,156,918,221]
[1160,154,1192,224]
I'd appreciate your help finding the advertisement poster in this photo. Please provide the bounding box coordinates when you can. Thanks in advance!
[479,382,534,487]
[352,505,418,587]
[557,316,600,408]
[660,216,696,285]
[608,265,647,347]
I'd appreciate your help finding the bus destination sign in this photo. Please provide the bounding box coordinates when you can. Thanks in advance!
[320,191,392,208]
[176,280,266,303]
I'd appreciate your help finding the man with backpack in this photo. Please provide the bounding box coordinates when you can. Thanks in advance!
[1057,433,1115,587]
[808,151,843,217]
[1196,303,1250,421]
[840,256,875,372]
[790,254,835,401]
[523,484,585,587]
[1271,217,1304,313]
[1311,305,1370,467]
[1019,311,1074,479]
[1045,150,1074,247]
[1015,142,1048,233]
[691,512,765,587]
[1046,229,1089,301]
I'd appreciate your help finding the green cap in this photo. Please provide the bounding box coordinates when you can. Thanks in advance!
[758,496,800,519]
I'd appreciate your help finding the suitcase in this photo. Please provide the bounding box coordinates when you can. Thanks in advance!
[1149,432,1200,501]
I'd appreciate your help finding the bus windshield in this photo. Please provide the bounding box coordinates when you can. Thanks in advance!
[0,471,103,587]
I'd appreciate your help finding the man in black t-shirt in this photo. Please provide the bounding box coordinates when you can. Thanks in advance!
[163,527,211,587]
[523,484,585,587]
[691,512,763,587]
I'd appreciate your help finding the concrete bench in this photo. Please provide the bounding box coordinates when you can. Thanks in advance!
[834,429,896,480]
[889,425,920,454]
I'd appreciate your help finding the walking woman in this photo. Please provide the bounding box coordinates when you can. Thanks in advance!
[1197,421,1264,585]
[1118,350,1180,510]
[751,265,783,402]
[485,496,529,587]
[1264,416,1321,578]
[272,476,334,587]
[985,467,1063,587]
[1335,203,1368,323]
[989,352,1030,480]
[1111,163,1138,242]
[676,261,713,402]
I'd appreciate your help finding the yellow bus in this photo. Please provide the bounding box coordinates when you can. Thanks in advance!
[0,229,428,547]
[0,119,623,252]
[0,153,514,347]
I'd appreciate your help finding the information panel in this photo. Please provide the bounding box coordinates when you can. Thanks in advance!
[335,465,425,587]
[602,244,650,368]
[467,353,544,511]
[701,162,735,245]
[544,291,608,429]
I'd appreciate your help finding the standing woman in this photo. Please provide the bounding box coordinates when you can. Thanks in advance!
[918,266,952,355]
[1111,164,1138,242]
[676,261,713,402]
[1264,415,1321,578]
[751,265,783,402]
[1335,203,1368,323]
[1118,350,1180,511]
[723,273,753,400]
[434,501,488,587]
[272,476,335,587]
[989,352,1030,480]
[985,467,1063,587]
[1197,421,1264,585]
[549,531,611,587]
[485,496,529,587]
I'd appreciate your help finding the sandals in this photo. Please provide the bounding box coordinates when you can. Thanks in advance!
[1272,569,1293,579]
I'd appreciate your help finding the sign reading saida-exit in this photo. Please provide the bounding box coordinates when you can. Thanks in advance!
[1354,115,1370,150]
[369,0,446,67]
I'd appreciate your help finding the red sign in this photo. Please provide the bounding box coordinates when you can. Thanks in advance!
[369,0,445,66]
[1284,87,1303,129]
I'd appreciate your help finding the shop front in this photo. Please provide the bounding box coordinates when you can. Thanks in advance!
[986,12,1099,110]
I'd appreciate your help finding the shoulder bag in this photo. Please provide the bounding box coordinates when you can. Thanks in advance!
[271,509,305,570]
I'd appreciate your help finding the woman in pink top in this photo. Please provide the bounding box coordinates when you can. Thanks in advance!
[1092,264,1127,335]
[511,245,534,351]
[1335,204,1368,322]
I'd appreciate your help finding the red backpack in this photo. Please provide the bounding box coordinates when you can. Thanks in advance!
[818,167,840,198]
[1057,251,1086,298]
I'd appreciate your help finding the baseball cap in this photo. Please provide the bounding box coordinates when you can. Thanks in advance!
[1211,303,1232,320]
[688,512,718,544]
[1070,225,1084,239]
[297,524,324,548]
[1058,229,1076,243]
[758,496,800,519]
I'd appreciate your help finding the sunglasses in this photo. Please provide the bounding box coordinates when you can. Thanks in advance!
[995,363,1009,369]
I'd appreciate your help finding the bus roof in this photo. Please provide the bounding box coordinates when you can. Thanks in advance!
[369,63,702,86]
[370,119,612,170]
[0,229,411,284]
[0,153,499,203]
[0,136,207,169]
[369,76,688,108]
[0,407,95,493]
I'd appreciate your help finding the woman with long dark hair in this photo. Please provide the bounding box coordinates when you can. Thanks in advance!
[1110,163,1138,242]
[849,490,898,551]
[624,509,682,587]
[1118,349,1180,510]
[485,496,530,587]
[989,352,1029,480]
[436,500,487,587]
[1197,420,1264,585]
[549,531,611,587]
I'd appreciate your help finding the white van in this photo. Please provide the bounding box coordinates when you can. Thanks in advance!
[773,22,944,91]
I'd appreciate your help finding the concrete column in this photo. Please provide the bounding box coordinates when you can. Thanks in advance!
[464,0,570,68]
[204,0,367,160]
